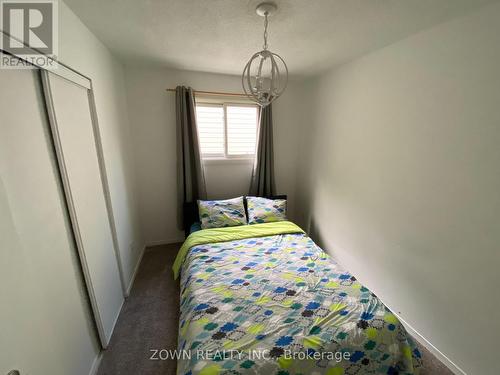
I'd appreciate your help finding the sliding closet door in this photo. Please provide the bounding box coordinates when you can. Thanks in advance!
[41,71,123,348]
[0,66,99,375]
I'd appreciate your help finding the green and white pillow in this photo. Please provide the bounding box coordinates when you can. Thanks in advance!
[246,196,287,224]
[198,196,247,229]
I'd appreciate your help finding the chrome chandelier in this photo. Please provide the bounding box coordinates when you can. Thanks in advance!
[242,2,288,107]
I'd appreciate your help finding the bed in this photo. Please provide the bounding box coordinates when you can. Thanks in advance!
[173,220,422,375]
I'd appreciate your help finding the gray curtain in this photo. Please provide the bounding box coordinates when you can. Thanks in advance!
[176,86,207,229]
[249,104,276,196]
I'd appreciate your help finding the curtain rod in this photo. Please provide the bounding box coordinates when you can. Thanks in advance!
[166,88,248,97]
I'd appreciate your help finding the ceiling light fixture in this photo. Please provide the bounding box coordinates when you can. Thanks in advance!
[242,2,288,107]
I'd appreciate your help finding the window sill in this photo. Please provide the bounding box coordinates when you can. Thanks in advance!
[202,157,254,165]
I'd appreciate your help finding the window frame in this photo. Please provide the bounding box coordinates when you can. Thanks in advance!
[195,100,259,161]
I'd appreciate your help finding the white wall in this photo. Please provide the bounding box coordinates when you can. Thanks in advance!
[272,80,305,220]
[296,3,500,374]
[60,1,143,291]
[203,159,253,200]
[124,66,302,245]
[1,2,144,374]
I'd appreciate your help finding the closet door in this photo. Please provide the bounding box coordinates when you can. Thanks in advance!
[0,66,99,375]
[41,71,124,348]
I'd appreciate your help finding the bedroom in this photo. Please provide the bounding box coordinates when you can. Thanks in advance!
[1,0,499,374]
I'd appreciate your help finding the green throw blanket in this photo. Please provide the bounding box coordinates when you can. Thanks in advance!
[172,221,305,279]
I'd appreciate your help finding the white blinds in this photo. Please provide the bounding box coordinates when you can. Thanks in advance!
[196,103,258,158]
[227,106,258,156]
[196,105,225,156]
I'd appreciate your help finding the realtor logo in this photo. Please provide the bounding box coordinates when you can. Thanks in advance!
[1,0,58,68]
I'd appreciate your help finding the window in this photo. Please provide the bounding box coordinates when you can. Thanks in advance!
[196,102,258,159]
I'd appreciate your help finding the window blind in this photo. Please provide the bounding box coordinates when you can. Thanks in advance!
[196,103,258,158]
[195,105,225,156]
[226,106,258,156]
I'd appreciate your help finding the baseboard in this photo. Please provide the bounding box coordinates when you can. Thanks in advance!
[89,350,103,375]
[358,280,467,374]
[392,312,467,375]
[323,242,467,375]
[125,244,146,297]
[124,239,182,297]
[93,246,143,371]
[145,237,184,248]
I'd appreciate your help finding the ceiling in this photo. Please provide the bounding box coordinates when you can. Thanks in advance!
[64,0,496,77]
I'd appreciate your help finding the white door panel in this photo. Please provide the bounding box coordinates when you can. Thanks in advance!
[42,71,124,347]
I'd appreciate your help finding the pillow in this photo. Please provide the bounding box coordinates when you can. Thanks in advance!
[198,196,247,229]
[246,196,287,224]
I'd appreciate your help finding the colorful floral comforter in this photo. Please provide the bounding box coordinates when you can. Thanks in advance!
[176,223,422,375]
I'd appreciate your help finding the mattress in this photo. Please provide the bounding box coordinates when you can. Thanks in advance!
[174,222,422,374]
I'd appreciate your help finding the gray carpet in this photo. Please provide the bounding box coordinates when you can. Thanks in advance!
[97,244,454,375]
